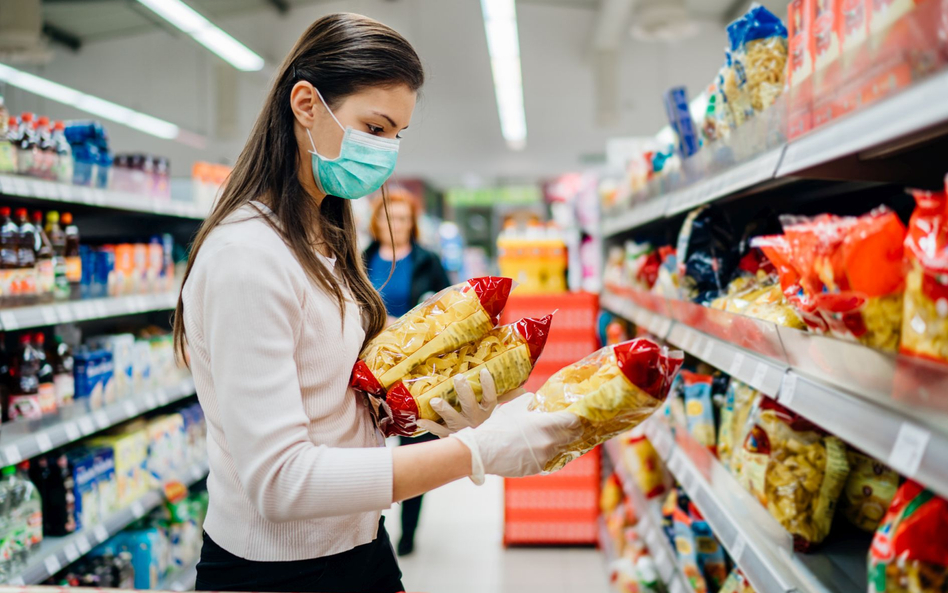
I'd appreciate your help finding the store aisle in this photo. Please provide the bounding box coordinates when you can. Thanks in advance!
[384,476,611,593]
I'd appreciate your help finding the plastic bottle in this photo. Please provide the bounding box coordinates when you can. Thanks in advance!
[51,122,72,185]
[40,452,76,537]
[32,211,54,303]
[48,335,74,408]
[1,465,27,572]
[15,113,38,177]
[0,207,18,307]
[15,208,37,305]
[61,212,81,299]
[34,333,56,415]
[0,98,16,174]
[8,334,41,421]
[16,462,41,553]
[45,212,69,301]
[0,466,17,575]
[0,335,10,423]
[34,117,54,180]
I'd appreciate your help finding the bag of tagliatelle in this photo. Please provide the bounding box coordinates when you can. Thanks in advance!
[530,338,684,472]
[351,277,513,397]
[382,315,553,437]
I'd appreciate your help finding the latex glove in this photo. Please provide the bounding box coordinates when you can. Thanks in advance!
[451,393,582,485]
[416,369,503,438]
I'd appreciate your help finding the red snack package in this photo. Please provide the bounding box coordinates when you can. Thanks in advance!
[901,187,948,363]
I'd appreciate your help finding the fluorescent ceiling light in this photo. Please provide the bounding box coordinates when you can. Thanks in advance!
[136,0,264,72]
[0,62,181,139]
[481,0,527,151]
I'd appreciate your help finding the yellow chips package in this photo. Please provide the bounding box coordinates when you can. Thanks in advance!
[841,451,899,533]
[531,338,683,472]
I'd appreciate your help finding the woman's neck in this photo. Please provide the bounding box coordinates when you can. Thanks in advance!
[379,243,412,261]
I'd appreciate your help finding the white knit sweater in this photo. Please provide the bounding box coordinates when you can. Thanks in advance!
[182,203,393,562]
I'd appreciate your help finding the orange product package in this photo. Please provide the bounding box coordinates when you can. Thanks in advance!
[901,187,948,363]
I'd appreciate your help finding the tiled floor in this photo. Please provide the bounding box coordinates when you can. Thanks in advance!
[383,476,612,593]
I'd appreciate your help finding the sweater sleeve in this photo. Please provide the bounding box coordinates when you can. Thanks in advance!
[199,244,393,523]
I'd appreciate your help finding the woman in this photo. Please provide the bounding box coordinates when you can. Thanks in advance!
[363,192,449,557]
[174,13,579,593]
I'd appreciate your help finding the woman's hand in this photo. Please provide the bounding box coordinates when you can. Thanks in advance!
[415,369,523,437]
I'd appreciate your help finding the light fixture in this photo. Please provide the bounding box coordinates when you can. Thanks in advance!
[136,0,264,72]
[480,0,527,150]
[0,62,181,139]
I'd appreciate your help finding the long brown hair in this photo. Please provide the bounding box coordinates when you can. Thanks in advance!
[173,13,424,364]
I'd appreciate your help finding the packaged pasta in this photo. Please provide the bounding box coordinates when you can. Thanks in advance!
[718,380,760,472]
[351,277,513,396]
[531,338,684,472]
[739,4,789,113]
[901,188,948,363]
[682,371,718,455]
[740,399,850,551]
[621,434,666,499]
[382,315,552,437]
[868,481,948,593]
[840,450,899,532]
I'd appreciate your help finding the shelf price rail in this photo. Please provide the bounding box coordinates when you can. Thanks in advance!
[600,288,948,502]
[5,460,210,586]
[0,292,179,332]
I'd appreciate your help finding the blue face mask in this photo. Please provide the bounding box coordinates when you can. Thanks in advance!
[307,88,400,200]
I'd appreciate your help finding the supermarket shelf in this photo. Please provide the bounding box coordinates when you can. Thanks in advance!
[601,287,948,500]
[0,174,206,220]
[6,460,209,585]
[0,377,195,466]
[159,559,199,592]
[602,197,666,237]
[0,291,179,332]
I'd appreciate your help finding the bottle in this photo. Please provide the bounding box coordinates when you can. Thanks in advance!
[45,212,69,301]
[15,113,37,177]
[41,452,76,537]
[0,207,19,307]
[16,462,41,554]
[32,211,54,303]
[34,117,54,180]
[33,334,56,415]
[0,465,23,574]
[14,208,37,306]
[47,335,74,408]
[8,334,41,421]
[51,122,72,185]
[61,213,81,299]
[0,98,15,174]
[0,335,10,423]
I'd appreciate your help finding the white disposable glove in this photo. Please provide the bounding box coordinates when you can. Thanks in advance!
[451,393,582,485]
[416,369,525,437]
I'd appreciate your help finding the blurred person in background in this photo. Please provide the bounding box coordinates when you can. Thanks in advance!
[364,190,450,556]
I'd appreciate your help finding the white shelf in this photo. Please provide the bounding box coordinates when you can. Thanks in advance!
[0,174,206,219]
[0,291,179,332]
[5,460,209,585]
[0,377,195,467]
[159,559,199,591]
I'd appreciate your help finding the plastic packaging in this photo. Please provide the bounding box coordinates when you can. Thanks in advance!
[621,434,667,499]
[676,206,737,304]
[681,371,717,454]
[901,188,948,363]
[351,277,513,396]
[840,450,899,533]
[531,338,683,472]
[381,315,551,437]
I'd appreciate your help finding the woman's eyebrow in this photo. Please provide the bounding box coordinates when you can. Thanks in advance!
[372,111,408,130]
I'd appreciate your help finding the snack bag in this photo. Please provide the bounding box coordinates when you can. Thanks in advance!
[383,315,551,436]
[901,188,948,363]
[682,371,718,455]
[691,505,728,592]
[621,434,666,499]
[740,399,850,551]
[720,568,756,593]
[351,277,513,395]
[662,487,681,546]
[840,450,899,532]
[868,481,948,593]
[531,338,684,472]
[718,380,760,471]
[674,507,709,593]
[676,206,737,304]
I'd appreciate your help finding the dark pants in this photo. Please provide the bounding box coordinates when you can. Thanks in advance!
[398,432,439,545]
[195,518,403,593]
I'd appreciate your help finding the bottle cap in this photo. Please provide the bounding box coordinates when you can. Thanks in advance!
[0,207,9,217]
[34,333,45,345]
[19,334,31,344]
[47,211,59,223]
[1,466,14,476]
[61,212,73,225]
[20,112,33,123]
[15,207,27,219]
[37,116,49,127]
[31,211,42,222]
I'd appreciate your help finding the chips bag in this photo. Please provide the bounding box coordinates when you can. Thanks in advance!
[840,450,899,533]
[691,505,728,591]
[869,481,948,593]
[901,188,948,363]
[621,434,666,499]
[740,399,851,551]
[682,370,718,455]
[382,315,552,437]
[531,338,683,472]
[718,380,761,472]
[351,277,513,395]
[720,568,756,593]
[674,506,710,593]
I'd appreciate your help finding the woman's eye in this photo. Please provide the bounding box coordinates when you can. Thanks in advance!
[367,125,383,134]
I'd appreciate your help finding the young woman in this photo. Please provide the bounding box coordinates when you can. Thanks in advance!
[174,13,579,593]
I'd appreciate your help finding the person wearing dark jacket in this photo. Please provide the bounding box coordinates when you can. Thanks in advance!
[363,190,450,556]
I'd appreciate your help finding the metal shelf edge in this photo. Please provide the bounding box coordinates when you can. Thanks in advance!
[0,292,179,332]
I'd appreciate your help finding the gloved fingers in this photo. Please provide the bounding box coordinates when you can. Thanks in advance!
[453,375,479,423]
[498,387,526,404]
[478,369,498,413]
[431,397,467,430]
[415,419,452,438]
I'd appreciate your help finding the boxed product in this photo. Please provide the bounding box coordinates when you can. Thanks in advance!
[132,340,153,393]
[146,414,186,480]
[89,425,149,509]
[112,528,165,590]
[88,334,135,400]
[74,348,116,408]
[66,448,100,532]
[92,446,117,519]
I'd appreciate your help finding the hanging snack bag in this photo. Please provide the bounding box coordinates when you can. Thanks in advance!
[740,399,850,551]
[351,277,513,395]
[901,188,948,363]
[531,338,683,472]
[380,315,551,437]
[677,205,738,304]
[868,481,948,593]
[682,371,718,455]
[840,450,899,533]
[738,4,789,113]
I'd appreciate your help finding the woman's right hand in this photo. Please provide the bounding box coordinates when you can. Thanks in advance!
[450,393,582,485]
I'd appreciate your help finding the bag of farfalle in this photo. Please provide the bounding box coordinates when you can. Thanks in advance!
[530,338,683,472]
[901,188,948,363]
[382,315,552,437]
[351,277,513,397]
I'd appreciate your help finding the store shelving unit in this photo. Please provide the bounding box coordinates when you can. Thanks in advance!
[0,377,195,466]
[0,292,179,332]
[5,460,209,586]
[158,559,199,592]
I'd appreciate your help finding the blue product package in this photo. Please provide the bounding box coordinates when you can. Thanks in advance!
[96,150,112,189]
[79,245,95,299]
[692,513,728,591]
[92,446,117,517]
[73,348,97,403]
[66,448,99,532]
[119,529,163,589]
[663,87,700,158]
[99,349,115,405]
[93,250,114,299]
[682,370,717,454]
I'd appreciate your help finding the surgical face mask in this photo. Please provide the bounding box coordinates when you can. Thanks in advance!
[306,88,400,200]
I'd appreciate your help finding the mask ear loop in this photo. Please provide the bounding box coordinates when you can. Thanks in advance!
[307,85,345,157]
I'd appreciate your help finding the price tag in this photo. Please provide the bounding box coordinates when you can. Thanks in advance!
[56,304,74,322]
[681,467,697,492]
[44,554,62,576]
[12,177,29,196]
[94,524,109,543]
[124,401,138,417]
[64,422,81,442]
[731,534,747,562]
[75,534,91,554]
[781,374,798,406]
[701,338,715,361]
[1,311,19,330]
[144,393,157,409]
[41,307,58,325]
[751,363,768,388]
[658,317,673,338]
[35,432,53,453]
[730,352,745,376]
[3,445,21,465]
[63,543,80,562]
[131,501,145,518]
[889,423,931,478]
[0,175,11,194]
[94,301,108,318]
[78,416,95,435]
[94,411,110,429]
[156,388,169,405]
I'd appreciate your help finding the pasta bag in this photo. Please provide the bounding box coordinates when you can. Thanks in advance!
[351,277,513,396]
[901,188,948,363]
[531,338,684,472]
[383,315,552,437]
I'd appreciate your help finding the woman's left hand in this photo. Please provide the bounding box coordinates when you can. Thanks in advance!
[416,369,524,438]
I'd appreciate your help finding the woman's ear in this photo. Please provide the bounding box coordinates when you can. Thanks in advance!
[290,81,318,128]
